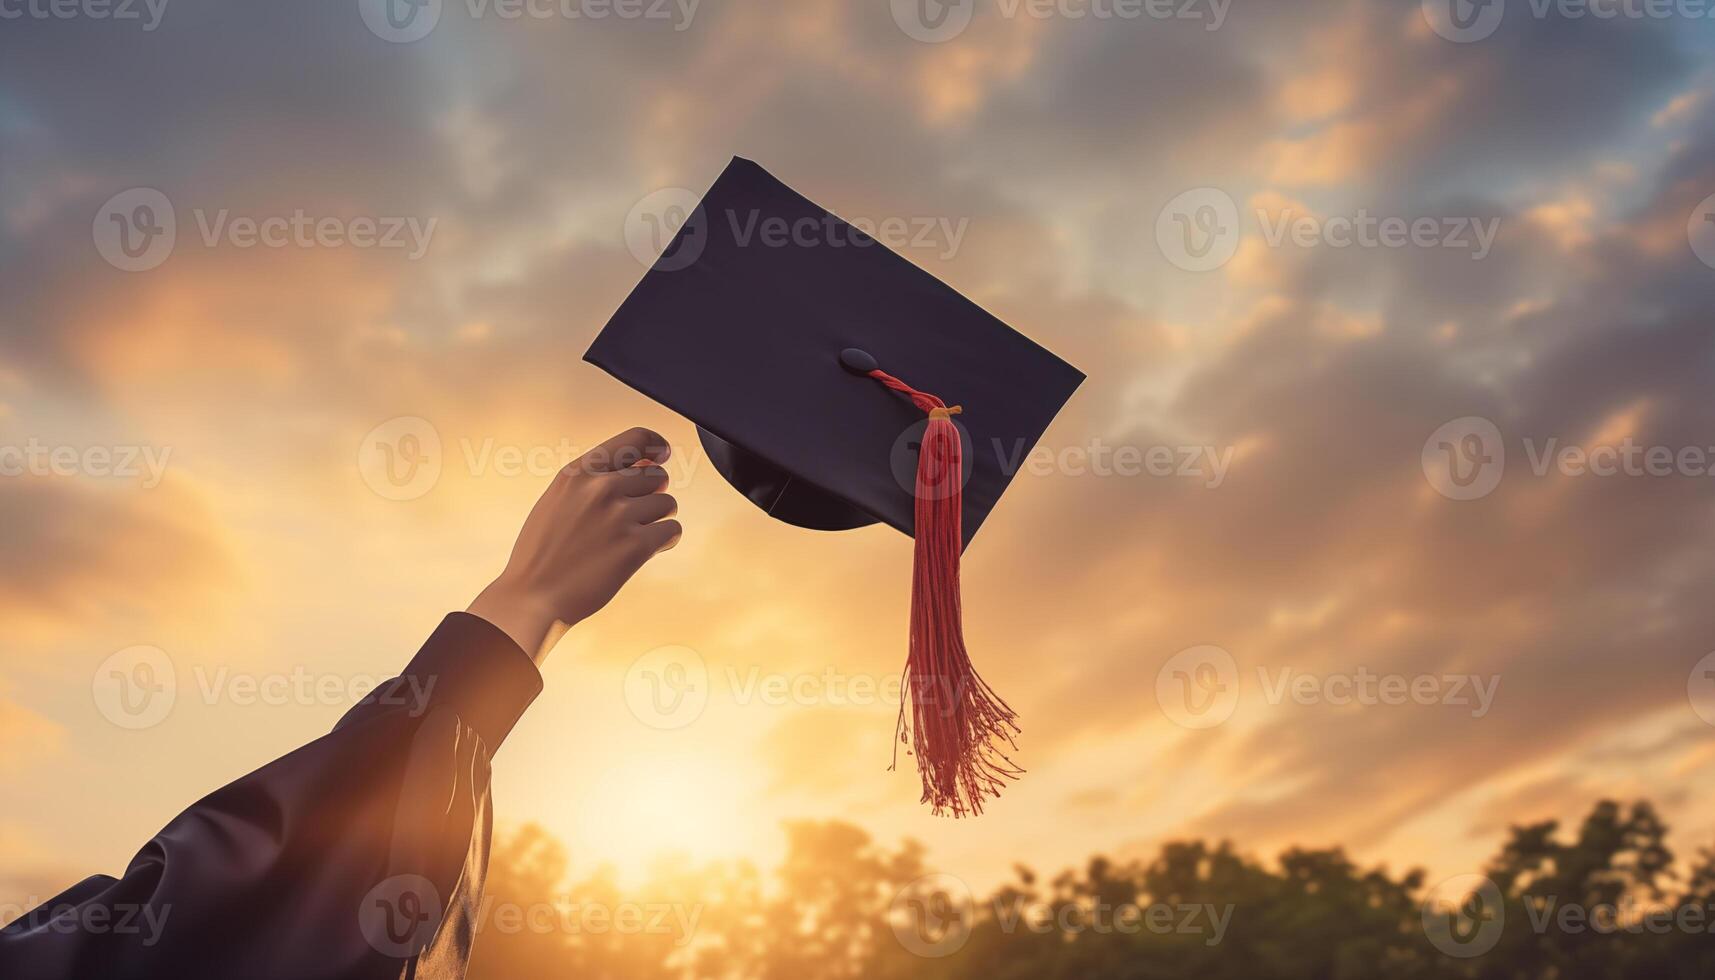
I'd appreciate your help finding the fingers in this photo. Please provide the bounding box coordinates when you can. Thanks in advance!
[626,492,678,524]
[639,518,683,554]
[612,463,669,496]
[582,426,671,473]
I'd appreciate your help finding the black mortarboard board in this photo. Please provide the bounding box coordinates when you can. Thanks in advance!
[586,157,1084,548]
[585,157,1084,816]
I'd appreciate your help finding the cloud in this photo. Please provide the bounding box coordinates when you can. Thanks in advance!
[3,0,1714,889]
[0,696,63,774]
[0,477,236,646]
[1003,93,1715,858]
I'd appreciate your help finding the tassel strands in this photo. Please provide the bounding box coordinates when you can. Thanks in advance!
[866,368,1021,817]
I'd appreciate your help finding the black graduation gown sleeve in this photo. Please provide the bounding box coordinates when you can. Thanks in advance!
[0,611,543,980]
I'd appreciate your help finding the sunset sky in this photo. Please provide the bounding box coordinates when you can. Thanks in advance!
[4,0,1715,912]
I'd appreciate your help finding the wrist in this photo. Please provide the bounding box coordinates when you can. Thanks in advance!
[467,576,564,665]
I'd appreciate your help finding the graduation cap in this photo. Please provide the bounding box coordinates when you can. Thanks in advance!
[586,158,1084,816]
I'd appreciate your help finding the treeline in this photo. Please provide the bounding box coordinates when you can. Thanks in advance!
[466,800,1715,979]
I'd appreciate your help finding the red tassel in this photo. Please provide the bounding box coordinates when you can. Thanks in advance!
[867,369,1021,817]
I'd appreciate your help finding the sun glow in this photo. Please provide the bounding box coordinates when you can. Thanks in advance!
[554,748,762,879]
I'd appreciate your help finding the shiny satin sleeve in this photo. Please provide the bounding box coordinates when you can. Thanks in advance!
[0,612,543,980]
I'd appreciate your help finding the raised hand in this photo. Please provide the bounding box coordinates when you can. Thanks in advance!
[467,426,681,661]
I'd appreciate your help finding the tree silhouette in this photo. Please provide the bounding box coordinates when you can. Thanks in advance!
[464,799,1715,980]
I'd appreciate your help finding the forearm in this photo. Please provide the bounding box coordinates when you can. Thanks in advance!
[335,611,543,744]
[466,576,564,666]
